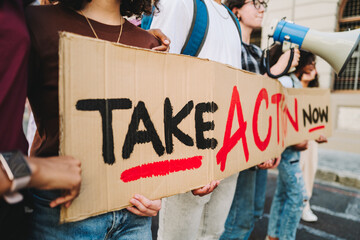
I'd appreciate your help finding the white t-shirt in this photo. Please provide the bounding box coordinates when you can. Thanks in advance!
[278,73,303,89]
[150,0,242,69]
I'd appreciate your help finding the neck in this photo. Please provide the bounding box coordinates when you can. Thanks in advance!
[81,0,123,25]
[213,0,222,4]
[240,22,253,44]
[301,81,309,88]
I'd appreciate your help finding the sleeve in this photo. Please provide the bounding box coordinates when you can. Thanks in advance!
[255,45,266,74]
[150,0,193,54]
[25,8,42,110]
[277,76,293,88]
[240,45,247,70]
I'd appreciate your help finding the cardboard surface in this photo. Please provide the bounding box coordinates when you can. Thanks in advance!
[59,32,332,222]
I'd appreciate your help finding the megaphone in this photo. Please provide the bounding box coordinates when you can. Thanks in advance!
[268,19,360,76]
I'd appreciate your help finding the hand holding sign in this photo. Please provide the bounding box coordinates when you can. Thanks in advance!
[191,180,220,197]
[257,159,275,169]
[292,140,309,151]
[270,157,281,169]
[147,29,171,52]
[315,135,328,144]
[127,194,161,217]
[257,156,282,169]
[27,156,82,208]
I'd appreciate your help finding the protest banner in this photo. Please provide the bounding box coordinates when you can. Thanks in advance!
[59,32,331,222]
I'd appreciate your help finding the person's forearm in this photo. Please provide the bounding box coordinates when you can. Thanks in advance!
[0,167,12,196]
[1,154,81,208]
[25,157,40,188]
[268,64,284,76]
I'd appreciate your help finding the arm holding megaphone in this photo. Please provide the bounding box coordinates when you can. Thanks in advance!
[265,48,300,77]
[265,19,360,77]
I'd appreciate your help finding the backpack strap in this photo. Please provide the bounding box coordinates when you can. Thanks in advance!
[181,0,209,57]
[141,0,209,57]
[141,0,242,57]
[222,4,242,43]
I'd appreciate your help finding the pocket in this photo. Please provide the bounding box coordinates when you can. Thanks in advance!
[31,189,61,207]
[289,160,299,164]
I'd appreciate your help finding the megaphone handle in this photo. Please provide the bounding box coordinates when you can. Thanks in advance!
[283,42,298,73]
[265,48,295,78]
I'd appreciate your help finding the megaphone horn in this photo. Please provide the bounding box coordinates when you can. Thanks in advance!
[269,20,360,76]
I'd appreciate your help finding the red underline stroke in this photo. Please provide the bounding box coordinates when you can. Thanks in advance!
[120,156,203,183]
[309,125,325,133]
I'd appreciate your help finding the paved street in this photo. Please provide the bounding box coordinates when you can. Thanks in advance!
[316,149,360,189]
[250,172,360,240]
[152,172,360,240]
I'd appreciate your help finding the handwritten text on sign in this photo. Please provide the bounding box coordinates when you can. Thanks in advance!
[59,32,331,222]
[76,86,328,180]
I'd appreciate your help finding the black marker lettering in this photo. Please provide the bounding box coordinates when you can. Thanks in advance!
[164,98,194,154]
[122,101,165,159]
[76,98,132,165]
[313,107,319,123]
[195,102,218,149]
[320,106,328,122]
[303,105,312,127]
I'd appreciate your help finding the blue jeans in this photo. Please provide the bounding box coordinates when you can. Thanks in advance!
[28,190,152,240]
[220,168,268,240]
[267,148,308,240]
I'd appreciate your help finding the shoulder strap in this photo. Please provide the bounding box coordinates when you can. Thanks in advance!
[222,4,242,43]
[182,1,243,56]
[181,0,209,57]
[142,0,242,57]
[140,0,209,57]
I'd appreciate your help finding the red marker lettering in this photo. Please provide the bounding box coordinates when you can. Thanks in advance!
[285,98,299,132]
[271,93,283,145]
[120,156,203,183]
[216,86,249,172]
[253,88,272,151]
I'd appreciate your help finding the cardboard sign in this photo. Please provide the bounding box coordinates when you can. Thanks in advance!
[59,32,331,222]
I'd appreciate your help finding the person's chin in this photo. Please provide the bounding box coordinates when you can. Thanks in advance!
[255,20,263,27]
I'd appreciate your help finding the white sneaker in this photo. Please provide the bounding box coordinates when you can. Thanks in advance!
[302,207,318,222]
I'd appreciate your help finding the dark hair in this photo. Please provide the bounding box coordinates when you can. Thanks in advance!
[224,0,246,10]
[296,50,319,87]
[295,50,316,74]
[307,74,319,88]
[49,0,158,17]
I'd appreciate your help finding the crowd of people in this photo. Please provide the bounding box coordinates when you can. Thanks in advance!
[0,0,326,239]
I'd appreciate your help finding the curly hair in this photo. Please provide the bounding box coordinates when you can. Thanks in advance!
[49,0,158,17]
